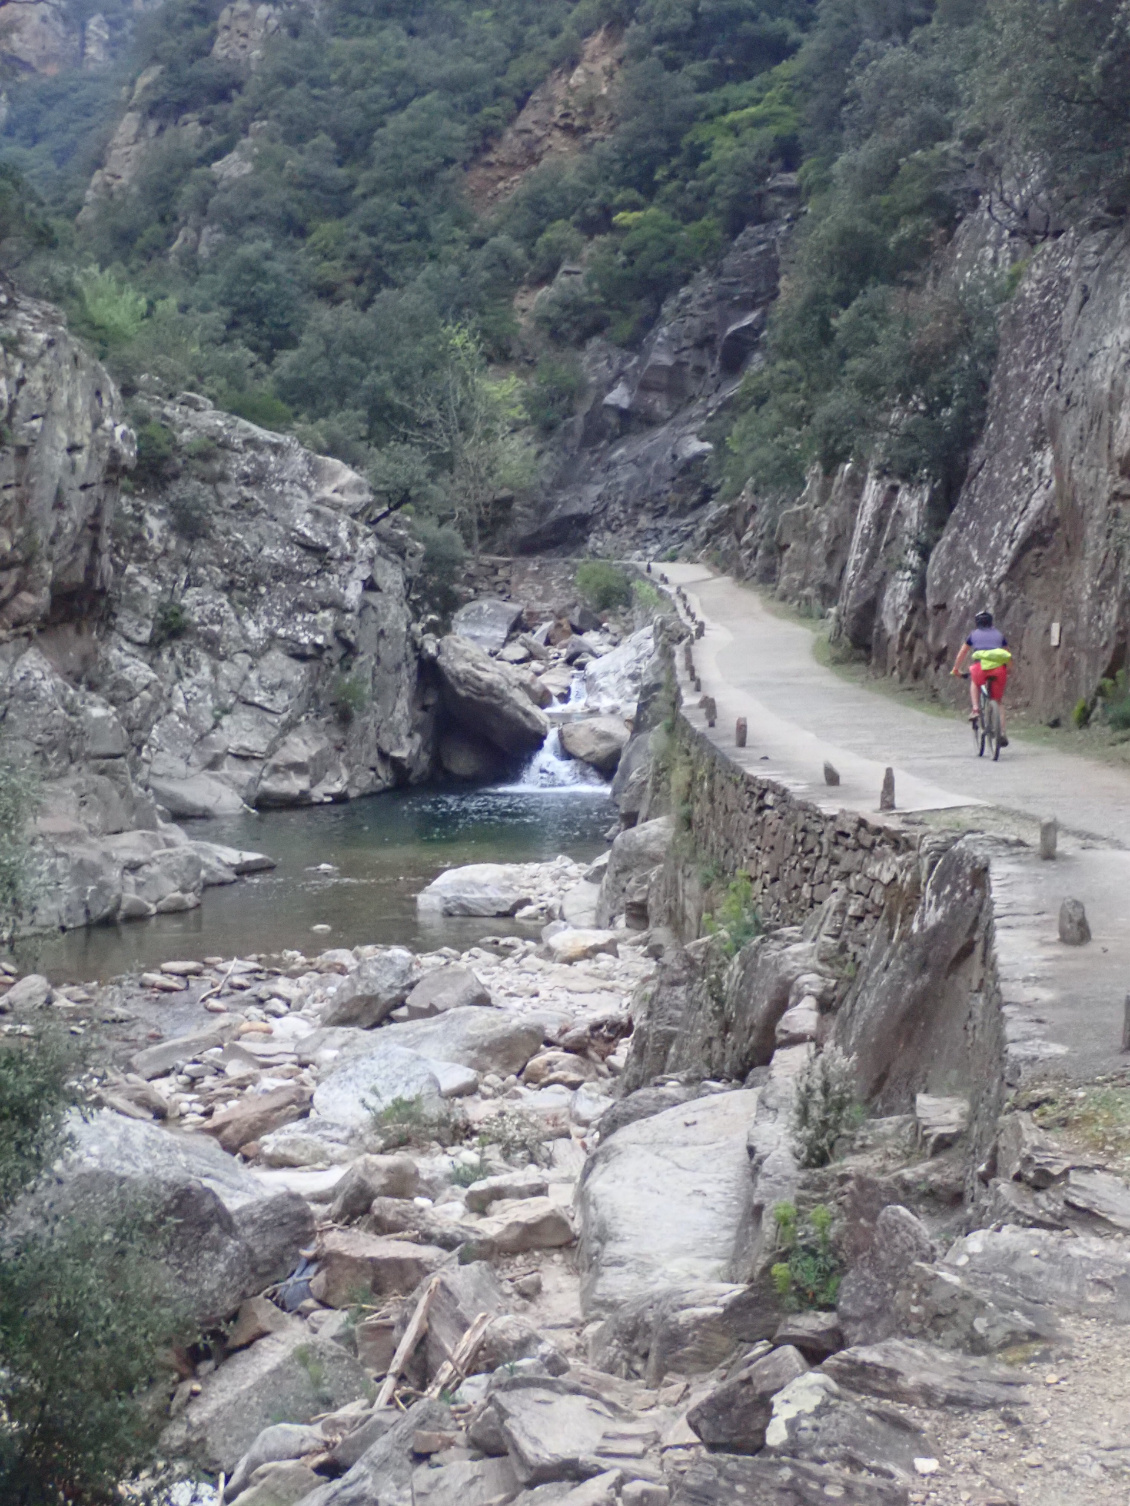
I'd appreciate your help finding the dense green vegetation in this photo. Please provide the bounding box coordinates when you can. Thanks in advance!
[0,1032,189,1503]
[2,0,1128,548]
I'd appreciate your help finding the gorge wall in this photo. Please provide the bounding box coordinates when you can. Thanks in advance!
[0,280,432,928]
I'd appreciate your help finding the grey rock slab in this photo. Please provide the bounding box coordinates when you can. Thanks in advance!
[671,1454,909,1505]
[283,1397,453,1506]
[425,1261,510,1378]
[227,1423,323,1499]
[1058,896,1091,944]
[310,1227,448,1305]
[837,1205,935,1347]
[378,1008,545,1076]
[772,1311,845,1361]
[561,881,601,928]
[942,1225,1130,1319]
[914,1094,970,1156]
[149,772,247,818]
[821,1338,1029,1409]
[487,1383,648,1486]
[889,1260,1057,1355]
[416,864,538,917]
[578,1089,760,1316]
[596,817,673,928]
[451,596,525,653]
[465,1166,549,1214]
[2,973,53,1009]
[229,1461,320,1506]
[1062,1167,1130,1232]
[161,1324,370,1474]
[765,1370,936,1479]
[405,965,492,1016]
[130,1026,228,1080]
[411,1455,521,1506]
[318,948,421,1028]
[583,628,654,713]
[326,1153,420,1220]
[559,717,630,774]
[467,1198,575,1257]
[311,1044,443,1129]
[687,1344,810,1452]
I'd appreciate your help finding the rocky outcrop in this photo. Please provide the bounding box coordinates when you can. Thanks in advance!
[516,209,797,555]
[715,218,1130,722]
[430,633,548,757]
[99,394,429,813]
[0,279,133,633]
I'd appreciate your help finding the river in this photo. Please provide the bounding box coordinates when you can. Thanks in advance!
[20,764,613,984]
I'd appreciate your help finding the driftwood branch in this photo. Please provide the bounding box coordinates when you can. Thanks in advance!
[426,1309,492,1399]
[376,1275,440,1408]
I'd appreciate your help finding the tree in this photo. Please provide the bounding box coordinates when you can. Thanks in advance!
[0,747,38,950]
[0,1030,190,1505]
[399,325,536,554]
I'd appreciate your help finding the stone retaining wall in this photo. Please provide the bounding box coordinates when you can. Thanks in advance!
[654,714,920,959]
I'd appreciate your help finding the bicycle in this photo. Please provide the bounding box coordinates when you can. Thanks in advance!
[961,671,1003,760]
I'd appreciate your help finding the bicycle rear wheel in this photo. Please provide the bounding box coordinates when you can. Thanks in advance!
[987,697,1002,760]
[975,693,988,756]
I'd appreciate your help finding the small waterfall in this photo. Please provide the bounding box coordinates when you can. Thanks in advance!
[505,727,606,791]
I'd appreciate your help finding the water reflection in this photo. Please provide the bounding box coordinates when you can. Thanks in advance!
[20,784,613,984]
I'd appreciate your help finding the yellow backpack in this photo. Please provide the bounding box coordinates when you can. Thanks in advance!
[972,647,1012,669]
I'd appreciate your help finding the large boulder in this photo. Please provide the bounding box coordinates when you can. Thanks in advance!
[688,1345,810,1452]
[582,627,654,714]
[34,1113,314,1326]
[160,1322,370,1473]
[559,717,630,774]
[822,1337,1030,1409]
[311,1044,444,1129]
[451,597,524,652]
[434,634,548,755]
[294,1398,453,1506]
[941,1225,1130,1321]
[577,1088,760,1316]
[317,948,421,1028]
[417,863,534,916]
[671,1455,908,1505]
[405,965,492,1016]
[380,1008,545,1076]
[595,816,673,928]
[765,1371,937,1479]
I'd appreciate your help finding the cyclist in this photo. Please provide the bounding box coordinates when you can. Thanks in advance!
[951,609,1011,747]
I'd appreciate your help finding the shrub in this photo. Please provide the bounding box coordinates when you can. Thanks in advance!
[0,748,39,949]
[76,267,148,347]
[330,671,370,725]
[219,387,294,432]
[411,517,467,620]
[367,1094,464,1149]
[530,219,585,283]
[524,355,587,433]
[165,479,212,543]
[478,1106,550,1167]
[703,872,762,956]
[575,560,631,612]
[133,420,177,490]
[791,1046,862,1169]
[150,599,191,645]
[770,1202,843,1310]
[1098,670,1130,731]
[0,1031,189,1504]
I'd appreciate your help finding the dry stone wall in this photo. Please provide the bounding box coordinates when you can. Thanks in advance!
[653,716,919,959]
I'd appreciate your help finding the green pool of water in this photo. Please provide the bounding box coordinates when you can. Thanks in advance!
[20,785,614,984]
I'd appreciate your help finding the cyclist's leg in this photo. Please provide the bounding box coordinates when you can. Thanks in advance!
[969,662,987,718]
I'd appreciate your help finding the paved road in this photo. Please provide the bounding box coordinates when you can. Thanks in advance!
[661,563,1130,1079]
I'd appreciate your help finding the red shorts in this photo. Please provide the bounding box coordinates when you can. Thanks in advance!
[970,662,1008,700]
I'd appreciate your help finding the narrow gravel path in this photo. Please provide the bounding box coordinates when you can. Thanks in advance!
[661,563,1130,1082]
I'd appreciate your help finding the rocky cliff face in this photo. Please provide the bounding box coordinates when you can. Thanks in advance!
[697,218,1130,720]
[102,393,431,817]
[516,195,798,557]
[0,282,429,932]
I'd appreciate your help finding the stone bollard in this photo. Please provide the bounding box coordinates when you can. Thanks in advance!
[1122,995,1130,1054]
[735,717,748,747]
[823,761,840,786]
[1058,897,1091,945]
[880,767,895,811]
[1040,819,1058,860]
[695,620,705,639]
[692,675,702,693]
[699,695,717,727]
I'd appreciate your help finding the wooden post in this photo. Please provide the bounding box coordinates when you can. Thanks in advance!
[426,1310,492,1399]
[735,717,747,747]
[880,767,895,811]
[1040,819,1058,860]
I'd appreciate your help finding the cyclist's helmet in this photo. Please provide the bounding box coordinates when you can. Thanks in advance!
[974,610,994,628]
